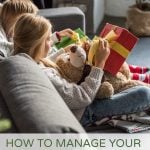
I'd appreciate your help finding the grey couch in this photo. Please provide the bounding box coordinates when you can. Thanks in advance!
[39,7,85,33]
[0,7,85,133]
[0,54,85,133]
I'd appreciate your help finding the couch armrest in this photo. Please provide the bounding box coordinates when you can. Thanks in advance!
[39,7,85,33]
[0,54,85,133]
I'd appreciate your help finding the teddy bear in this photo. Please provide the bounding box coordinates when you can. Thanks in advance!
[56,45,150,99]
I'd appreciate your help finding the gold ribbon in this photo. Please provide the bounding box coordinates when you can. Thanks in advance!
[88,30,130,65]
[71,32,88,45]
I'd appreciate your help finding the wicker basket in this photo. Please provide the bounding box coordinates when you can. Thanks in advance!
[126,4,150,36]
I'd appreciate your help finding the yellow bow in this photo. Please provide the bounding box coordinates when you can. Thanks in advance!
[71,32,89,45]
[88,30,130,65]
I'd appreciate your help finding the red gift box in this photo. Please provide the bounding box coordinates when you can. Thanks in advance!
[100,23,138,75]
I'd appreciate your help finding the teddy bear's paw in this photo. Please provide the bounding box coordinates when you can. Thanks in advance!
[119,62,130,79]
[96,81,114,99]
[120,80,150,92]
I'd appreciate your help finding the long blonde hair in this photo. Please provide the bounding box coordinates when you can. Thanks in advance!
[13,13,61,72]
[1,0,38,35]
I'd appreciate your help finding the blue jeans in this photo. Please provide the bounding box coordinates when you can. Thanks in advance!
[80,86,150,127]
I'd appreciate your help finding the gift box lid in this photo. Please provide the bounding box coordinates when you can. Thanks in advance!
[100,23,139,75]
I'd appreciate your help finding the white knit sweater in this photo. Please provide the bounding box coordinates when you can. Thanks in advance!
[0,22,13,57]
[41,65,104,120]
[40,33,104,120]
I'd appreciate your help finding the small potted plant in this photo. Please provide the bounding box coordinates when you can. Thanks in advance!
[126,0,150,36]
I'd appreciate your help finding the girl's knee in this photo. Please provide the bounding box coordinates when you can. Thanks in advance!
[137,86,150,98]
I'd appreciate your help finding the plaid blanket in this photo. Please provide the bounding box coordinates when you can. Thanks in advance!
[93,111,150,133]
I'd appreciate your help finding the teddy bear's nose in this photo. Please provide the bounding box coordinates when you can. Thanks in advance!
[70,46,77,53]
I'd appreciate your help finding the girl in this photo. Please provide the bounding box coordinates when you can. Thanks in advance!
[0,0,73,58]
[0,0,38,57]
[13,14,150,127]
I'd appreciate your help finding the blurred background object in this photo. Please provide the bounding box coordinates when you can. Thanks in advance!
[32,0,52,9]
[52,0,105,35]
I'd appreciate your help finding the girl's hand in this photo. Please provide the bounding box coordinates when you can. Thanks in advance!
[58,28,74,38]
[81,41,91,58]
[82,41,91,53]
[94,39,110,69]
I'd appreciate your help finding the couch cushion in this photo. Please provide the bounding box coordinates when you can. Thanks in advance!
[39,7,85,32]
[0,53,85,133]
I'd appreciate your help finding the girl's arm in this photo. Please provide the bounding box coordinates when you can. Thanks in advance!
[0,25,13,57]
[48,29,74,61]
[47,48,65,62]
[51,29,74,45]
[50,32,60,44]
[47,31,65,61]
[47,44,75,62]
[43,66,103,109]
[46,31,64,61]
[0,41,13,57]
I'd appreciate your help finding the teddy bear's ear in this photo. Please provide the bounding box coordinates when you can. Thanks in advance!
[70,46,77,53]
